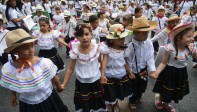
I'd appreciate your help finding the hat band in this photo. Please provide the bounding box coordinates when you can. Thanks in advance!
[13,37,33,45]
[136,26,150,29]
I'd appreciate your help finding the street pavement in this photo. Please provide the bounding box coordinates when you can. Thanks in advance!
[0,46,197,112]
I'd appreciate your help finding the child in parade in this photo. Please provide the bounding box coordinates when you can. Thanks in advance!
[127,17,157,110]
[21,0,32,15]
[52,6,64,30]
[0,29,69,112]
[33,4,46,23]
[32,17,69,73]
[62,24,108,112]
[115,4,130,24]
[122,14,133,45]
[152,5,168,52]
[62,10,77,58]
[143,3,154,20]
[152,22,197,112]
[133,7,143,19]
[81,4,93,24]
[101,24,135,112]
[0,14,9,65]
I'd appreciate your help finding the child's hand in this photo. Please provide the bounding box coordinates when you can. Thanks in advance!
[56,84,65,93]
[11,93,17,107]
[129,73,135,79]
[100,75,107,84]
[150,71,158,79]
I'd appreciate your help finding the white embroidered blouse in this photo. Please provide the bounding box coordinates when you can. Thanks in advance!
[69,43,109,83]
[0,58,57,104]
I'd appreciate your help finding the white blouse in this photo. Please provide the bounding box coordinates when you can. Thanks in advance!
[7,8,24,27]
[99,18,109,37]
[53,13,64,24]
[69,43,109,83]
[32,30,61,50]
[105,47,130,79]
[22,2,32,15]
[152,16,168,33]
[162,43,197,68]
[0,58,57,104]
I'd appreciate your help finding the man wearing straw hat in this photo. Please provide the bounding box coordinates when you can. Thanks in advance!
[126,17,158,110]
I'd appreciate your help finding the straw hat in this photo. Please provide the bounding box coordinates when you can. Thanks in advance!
[63,10,71,17]
[91,2,97,8]
[106,24,128,39]
[4,29,37,53]
[168,22,194,42]
[36,4,44,11]
[129,17,157,31]
[166,14,181,22]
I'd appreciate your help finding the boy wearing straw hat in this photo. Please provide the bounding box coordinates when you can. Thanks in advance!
[126,17,157,110]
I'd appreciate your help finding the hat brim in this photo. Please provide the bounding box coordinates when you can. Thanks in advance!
[4,39,37,53]
[64,15,71,17]
[166,17,181,22]
[129,21,158,31]
[168,23,194,42]
[106,31,128,39]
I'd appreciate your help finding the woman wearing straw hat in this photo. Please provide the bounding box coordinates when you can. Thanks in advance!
[126,17,158,110]
[0,29,69,112]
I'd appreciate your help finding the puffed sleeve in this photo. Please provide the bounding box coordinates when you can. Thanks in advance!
[69,49,78,60]
[52,30,61,39]
[124,47,131,58]
[41,58,57,80]
[99,42,110,54]
[32,30,40,38]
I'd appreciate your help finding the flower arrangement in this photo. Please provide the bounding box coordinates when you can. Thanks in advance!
[112,27,124,37]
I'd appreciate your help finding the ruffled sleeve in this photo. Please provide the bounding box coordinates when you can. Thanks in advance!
[99,42,110,54]
[69,49,78,60]
[32,30,40,38]
[124,47,131,58]
[0,58,57,93]
[52,30,61,39]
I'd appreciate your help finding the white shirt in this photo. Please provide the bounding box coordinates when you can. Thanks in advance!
[180,1,193,15]
[44,2,52,13]
[118,10,130,23]
[69,43,109,83]
[62,20,77,38]
[32,30,61,50]
[143,8,153,19]
[152,16,168,33]
[51,1,60,15]
[68,7,77,16]
[99,18,109,37]
[7,8,24,27]
[127,6,136,15]
[0,28,9,55]
[53,13,64,24]
[105,48,130,79]
[22,2,32,15]
[92,26,102,42]
[127,37,156,73]
[181,14,197,28]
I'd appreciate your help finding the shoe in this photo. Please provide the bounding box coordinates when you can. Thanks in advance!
[163,104,176,112]
[129,104,136,110]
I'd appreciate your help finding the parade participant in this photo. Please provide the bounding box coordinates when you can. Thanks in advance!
[127,1,136,16]
[143,3,154,20]
[89,15,107,43]
[152,5,168,52]
[51,0,61,15]
[43,0,52,20]
[21,0,32,15]
[52,6,64,30]
[0,14,9,65]
[151,14,181,46]
[62,10,77,58]
[133,7,143,19]
[101,24,135,112]
[179,0,193,16]
[0,29,69,112]
[98,11,111,42]
[127,17,157,110]
[32,17,69,73]
[81,4,92,24]
[122,14,133,45]
[152,22,197,112]
[33,4,46,23]
[68,4,77,18]
[62,24,108,112]
[60,0,68,11]
[115,4,130,24]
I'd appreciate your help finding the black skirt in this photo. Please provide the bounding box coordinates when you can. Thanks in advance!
[19,89,69,112]
[74,79,106,112]
[103,75,133,104]
[153,65,189,103]
[38,48,65,73]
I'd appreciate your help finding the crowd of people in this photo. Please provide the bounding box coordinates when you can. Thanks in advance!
[0,0,197,112]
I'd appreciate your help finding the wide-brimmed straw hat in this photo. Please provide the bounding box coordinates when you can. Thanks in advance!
[63,10,71,17]
[36,4,44,11]
[166,14,181,22]
[129,17,157,31]
[91,2,97,7]
[106,24,128,39]
[168,22,194,42]
[4,29,37,53]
